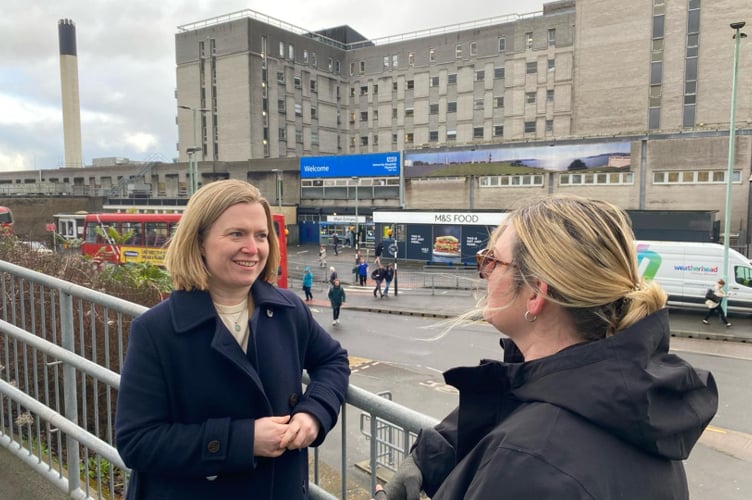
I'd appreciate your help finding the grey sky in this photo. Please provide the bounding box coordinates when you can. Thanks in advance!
[0,0,545,172]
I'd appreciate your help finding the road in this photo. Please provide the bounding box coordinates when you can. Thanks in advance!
[309,306,752,500]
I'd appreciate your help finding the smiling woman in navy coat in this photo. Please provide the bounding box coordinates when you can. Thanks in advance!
[115,179,350,499]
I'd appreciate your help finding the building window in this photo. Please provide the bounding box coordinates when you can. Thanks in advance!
[383,56,390,70]
[277,71,285,84]
[494,67,505,79]
[547,89,554,102]
[359,61,365,74]
[526,92,536,104]
[392,133,398,143]
[294,103,302,117]
[406,80,414,90]
[429,48,436,63]
[650,61,662,85]
[349,62,356,76]
[360,136,369,146]
[526,32,534,50]
[405,132,414,143]
[447,130,456,141]
[470,41,478,56]
[430,76,439,87]
[495,96,504,108]
[474,98,484,110]
[373,135,378,146]
[311,131,319,146]
[548,29,556,47]
[405,107,414,118]
[294,76,301,89]
[295,129,303,143]
[429,131,439,142]
[279,127,286,141]
[360,85,368,96]
[328,58,333,72]
[545,120,553,133]
[526,61,537,74]
[473,127,484,139]
[476,70,485,81]
[498,37,506,53]
[302,49,308,64]
[548,59,555,71]
[278,98,286,113]
[310,80,317,93]
[350,87,356,97]
[429,103,439,114]
[524,121,536,133]
[494,125,504,137]
[448,73,457,84]
[288,44,295,61]
[360,111,368,121]
[373,84,378,94]
[456,44,463,58]
[311,52,317,67]
[649,85,661,107]
[311,106,317,119]
[447,101,457,113]
[408,52,415,66]
[279,41,284,57]
[373,110,379,120]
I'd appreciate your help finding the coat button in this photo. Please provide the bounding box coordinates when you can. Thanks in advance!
[207,440,221,453]
[266,308,274,318]
[288,393,299,407]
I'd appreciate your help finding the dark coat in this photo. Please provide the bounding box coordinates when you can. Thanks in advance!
[115,282,350,500]
[412,310,718,499]
[328,285,346,308]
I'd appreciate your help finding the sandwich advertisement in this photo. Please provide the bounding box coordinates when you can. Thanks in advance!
[404,224,490,263]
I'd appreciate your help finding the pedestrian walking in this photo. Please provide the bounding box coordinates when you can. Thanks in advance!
[357,258,369,286]
[332,233,340,256]
[302,266,314,301]
[328,266,338,291]
[383,263,395,297]
[328,278,346,325]
[374,240,384,266]
[371,263,385,298]
[702,279,732,327]
[319,245,327,268]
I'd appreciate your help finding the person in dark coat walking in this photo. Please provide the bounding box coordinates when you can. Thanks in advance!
[115,180,350,500]
[380,195,717,500]
[383,263,395,297]
[371,263,385,298]
[702,278,731,327]
[328,278,346,325]
[332,233,340,256]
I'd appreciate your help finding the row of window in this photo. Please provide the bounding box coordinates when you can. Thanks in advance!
[272,41,340,74]
[476,169,738,188]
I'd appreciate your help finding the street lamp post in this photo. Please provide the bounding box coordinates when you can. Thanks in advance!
[178,105,210,195]
[271,169,282,211]
[352,176,359,250]
[722,21,747,312]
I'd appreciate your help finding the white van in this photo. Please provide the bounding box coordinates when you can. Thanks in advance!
[636,241,752,313]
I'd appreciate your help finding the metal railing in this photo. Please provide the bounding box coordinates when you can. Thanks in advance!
[0,260,439,499]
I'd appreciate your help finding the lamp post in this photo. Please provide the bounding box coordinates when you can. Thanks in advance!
[178,105,210,195]
[352,176,359,250]
[271,169,282,211]
[722,21,747,312]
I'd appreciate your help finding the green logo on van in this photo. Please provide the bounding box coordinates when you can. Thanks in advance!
[636,243,661,281]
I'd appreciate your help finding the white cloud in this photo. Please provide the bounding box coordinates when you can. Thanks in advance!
[0,0,545,172]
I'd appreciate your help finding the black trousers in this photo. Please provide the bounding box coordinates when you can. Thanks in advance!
[704,304,729,324]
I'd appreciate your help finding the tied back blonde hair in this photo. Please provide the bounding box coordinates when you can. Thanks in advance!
[165,179,280,291]
[503,194,666,340]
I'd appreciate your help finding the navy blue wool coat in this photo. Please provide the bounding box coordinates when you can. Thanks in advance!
[115,281,350,499]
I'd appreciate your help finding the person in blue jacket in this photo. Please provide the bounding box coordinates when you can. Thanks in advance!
[379,195,718,500]
[115,179,350,499]
[302,266,314,301]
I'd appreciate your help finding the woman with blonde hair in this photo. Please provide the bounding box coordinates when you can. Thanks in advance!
[380,195,718,500]
[116,179,349,499]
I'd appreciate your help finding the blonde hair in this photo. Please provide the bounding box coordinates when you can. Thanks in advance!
[496,194,666,339]
[165,179,280,291]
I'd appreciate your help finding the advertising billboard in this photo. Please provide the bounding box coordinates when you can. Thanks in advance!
[300,152,401,178]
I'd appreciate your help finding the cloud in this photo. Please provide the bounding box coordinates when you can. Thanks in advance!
[0,0,545,172]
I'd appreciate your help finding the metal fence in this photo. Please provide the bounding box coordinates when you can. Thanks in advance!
[0,260,439,499]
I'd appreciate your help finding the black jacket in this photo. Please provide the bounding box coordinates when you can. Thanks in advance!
[412,310,718,499]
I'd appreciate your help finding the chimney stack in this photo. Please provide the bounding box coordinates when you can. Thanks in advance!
[58,19,83,168]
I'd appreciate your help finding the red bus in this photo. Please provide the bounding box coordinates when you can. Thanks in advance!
[0,206,14,236]
[81,212,288,288]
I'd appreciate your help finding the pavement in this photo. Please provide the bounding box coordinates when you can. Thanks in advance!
[288,244,752,343]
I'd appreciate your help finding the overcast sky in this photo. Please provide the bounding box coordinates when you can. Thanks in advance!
[0,0,545,172]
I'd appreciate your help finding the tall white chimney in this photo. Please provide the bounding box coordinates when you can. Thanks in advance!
[58,19,83,168]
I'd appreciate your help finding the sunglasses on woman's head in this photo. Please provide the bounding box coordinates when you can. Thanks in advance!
[476,248,513,279]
